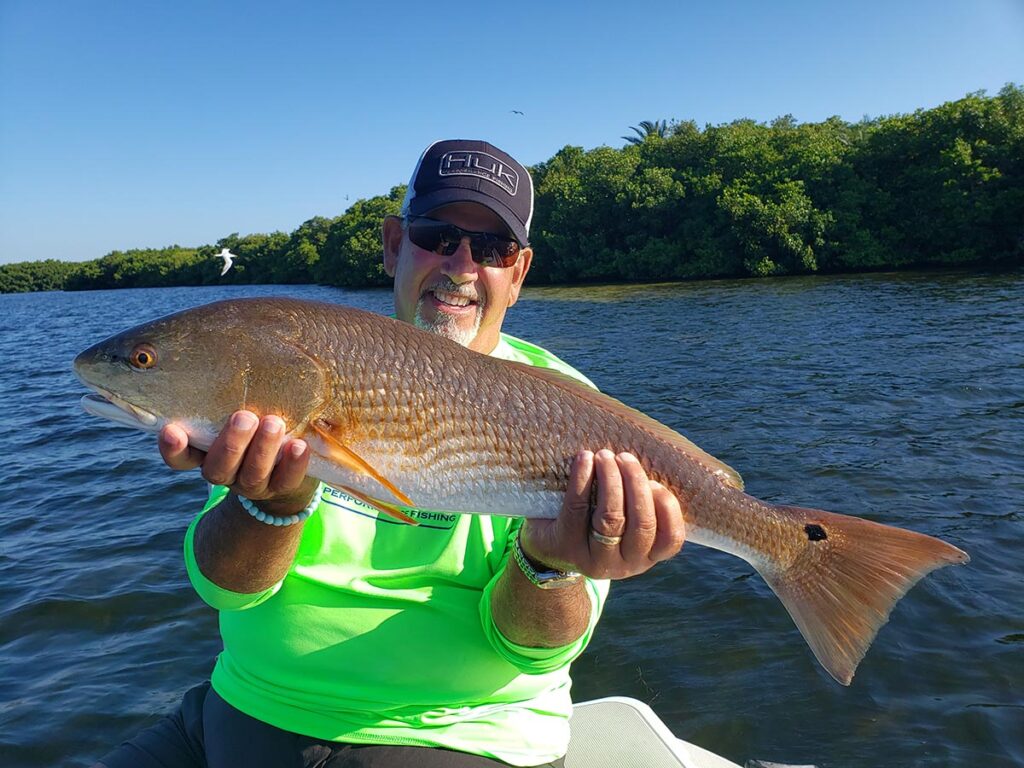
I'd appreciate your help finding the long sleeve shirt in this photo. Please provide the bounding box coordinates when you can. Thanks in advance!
[184,333,610,766]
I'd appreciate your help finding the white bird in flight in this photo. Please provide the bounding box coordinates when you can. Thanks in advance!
[217,248,237,276]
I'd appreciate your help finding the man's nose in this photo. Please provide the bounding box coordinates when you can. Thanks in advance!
[441,237,478,282]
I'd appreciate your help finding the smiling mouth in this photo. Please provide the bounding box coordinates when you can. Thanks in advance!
[428,287,479,309]
[80,388,159,430]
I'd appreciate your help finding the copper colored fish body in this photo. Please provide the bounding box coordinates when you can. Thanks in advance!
[74,297,969,685]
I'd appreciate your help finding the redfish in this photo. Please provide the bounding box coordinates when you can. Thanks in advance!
[73,297,969,685]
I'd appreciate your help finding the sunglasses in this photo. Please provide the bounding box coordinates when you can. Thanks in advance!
[406,217,523,268]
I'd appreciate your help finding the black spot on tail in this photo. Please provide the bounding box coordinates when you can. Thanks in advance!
[805,523,828,541]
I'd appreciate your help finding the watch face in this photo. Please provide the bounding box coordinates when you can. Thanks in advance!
[535,572,583,590]
[512,532,582,588]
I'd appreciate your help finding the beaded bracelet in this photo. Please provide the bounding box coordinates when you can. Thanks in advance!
[238,486,321,527]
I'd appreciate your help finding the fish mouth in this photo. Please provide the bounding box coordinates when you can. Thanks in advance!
[80,389,160,432]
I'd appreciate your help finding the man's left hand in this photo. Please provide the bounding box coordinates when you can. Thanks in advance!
[520,449,686,580]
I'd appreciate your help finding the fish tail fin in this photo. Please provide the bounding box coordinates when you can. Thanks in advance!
[751,505,969,685]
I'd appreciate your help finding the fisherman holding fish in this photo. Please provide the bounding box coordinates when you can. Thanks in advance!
[81,140,968,768]
[93,141,687,768]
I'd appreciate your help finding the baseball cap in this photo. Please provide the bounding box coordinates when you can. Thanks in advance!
[401,139,534,246]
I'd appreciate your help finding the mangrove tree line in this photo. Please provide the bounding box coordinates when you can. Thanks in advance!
[2,85,1021,293]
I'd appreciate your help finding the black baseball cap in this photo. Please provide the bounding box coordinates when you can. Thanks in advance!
[401,139,534,246]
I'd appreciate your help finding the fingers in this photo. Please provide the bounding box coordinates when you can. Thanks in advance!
[649,481,686,562]
[589,449,626,574]
[561,450,595,537]
[266,440,313,498]
[618,453,658,563]
[590,450,625,539]
[519,451,595,573]
[159,424,205,470]
[198,411,310,502]
[202,411,261,487]
[583,450,685,579]
[234,416,287,497]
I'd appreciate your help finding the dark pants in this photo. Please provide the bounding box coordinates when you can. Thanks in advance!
[98,682,565,768]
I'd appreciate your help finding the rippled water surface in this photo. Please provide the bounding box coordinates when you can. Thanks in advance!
[1,273,1021,767]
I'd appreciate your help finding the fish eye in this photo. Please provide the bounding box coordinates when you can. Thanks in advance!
[129,343,158,370]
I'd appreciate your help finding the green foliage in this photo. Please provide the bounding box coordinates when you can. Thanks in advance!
[622,119,670,145]
[0,259,79,293]
[274,218,338,284]
[212,232,290,284]
[316,186,406,287]
[3,86,1021,293]
[62,247,205,291]
[532,85,1022,284]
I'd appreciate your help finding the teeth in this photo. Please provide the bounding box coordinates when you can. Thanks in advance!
[433,290,473,307]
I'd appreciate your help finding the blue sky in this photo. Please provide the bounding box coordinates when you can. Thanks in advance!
[1,0,1021,264]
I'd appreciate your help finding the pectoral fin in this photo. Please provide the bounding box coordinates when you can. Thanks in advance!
[305,420,415,507]
[340,485,419,526]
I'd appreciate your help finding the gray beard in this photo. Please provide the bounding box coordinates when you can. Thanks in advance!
[414,284,484,347]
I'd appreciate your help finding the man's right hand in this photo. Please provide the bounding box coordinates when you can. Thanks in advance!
[163,411,318,592]
[159,410,318,513]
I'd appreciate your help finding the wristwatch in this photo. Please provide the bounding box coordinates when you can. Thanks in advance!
[512,532,583,590]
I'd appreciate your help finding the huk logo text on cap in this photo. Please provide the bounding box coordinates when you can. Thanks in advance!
[439,151,519,196]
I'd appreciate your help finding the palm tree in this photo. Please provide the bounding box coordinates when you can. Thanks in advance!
[622,120,670,145]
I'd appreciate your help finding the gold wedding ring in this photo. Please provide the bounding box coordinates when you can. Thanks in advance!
[590,528,623,547]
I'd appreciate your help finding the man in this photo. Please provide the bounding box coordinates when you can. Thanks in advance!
[96,140,685,768]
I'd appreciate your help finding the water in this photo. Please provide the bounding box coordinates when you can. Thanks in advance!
[1,273,1021,767]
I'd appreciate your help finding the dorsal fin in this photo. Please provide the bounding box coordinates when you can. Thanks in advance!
[507,362,745,491]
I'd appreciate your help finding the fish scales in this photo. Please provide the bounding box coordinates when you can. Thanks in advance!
[74,297,969,686]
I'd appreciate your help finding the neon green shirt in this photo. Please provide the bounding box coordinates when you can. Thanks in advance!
[184,332,608,766]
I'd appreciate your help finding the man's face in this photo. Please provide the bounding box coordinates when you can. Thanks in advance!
[382,202,533,354]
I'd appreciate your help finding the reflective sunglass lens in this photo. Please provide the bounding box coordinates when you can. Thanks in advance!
[408,221,447,253]
[477,242,520,268]
[408,218,520,267]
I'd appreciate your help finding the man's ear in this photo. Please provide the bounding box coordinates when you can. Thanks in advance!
[382,216,403,277]
[506,247,533,307]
